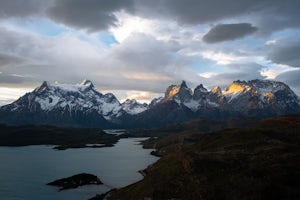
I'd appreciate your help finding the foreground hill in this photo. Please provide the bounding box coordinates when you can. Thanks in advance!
[108,115,300,200]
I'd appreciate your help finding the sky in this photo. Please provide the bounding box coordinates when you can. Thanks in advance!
[0,0,300,105]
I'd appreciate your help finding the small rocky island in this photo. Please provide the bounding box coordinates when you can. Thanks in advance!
[47,173,103,191]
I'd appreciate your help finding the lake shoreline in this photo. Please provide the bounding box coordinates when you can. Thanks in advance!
[0,137,159,200]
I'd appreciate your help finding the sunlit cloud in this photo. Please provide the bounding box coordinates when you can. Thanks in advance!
[123,91,162,103]
[201,51,246,65]
[265,39,277,45]
[199,72,218,78]
[122,72,172,81]
[260,68,278,79]
[110,12,155,43]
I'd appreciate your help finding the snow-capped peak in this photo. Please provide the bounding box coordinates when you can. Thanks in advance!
[8,80,151,121]
[25,80,125,120]
[121,99,148,115]
[80,79,94,88]
[34,80,96,94]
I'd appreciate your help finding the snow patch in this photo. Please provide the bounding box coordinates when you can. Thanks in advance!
[183,100,199,111]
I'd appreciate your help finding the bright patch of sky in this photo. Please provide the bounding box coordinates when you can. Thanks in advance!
[0,87,32,106]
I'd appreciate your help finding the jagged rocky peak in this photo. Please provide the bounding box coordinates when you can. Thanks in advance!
[149,97,164,108]
[36,80,97,94]
[194,84,208,92]
[80,79,94,88]
[122,99,148,107]
[180,80,188,88]
[194,84,209,100]
[34,81,50,93]
[123,99,137,104]
[103,93,119,103]
[164,80,192,101]
[121,99,148,115]
[211,86,222,95]
[250,79,288,92]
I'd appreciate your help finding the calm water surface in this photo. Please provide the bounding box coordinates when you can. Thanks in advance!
[0,138,158,200]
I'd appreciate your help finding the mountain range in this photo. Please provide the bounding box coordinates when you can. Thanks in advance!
[0,79,299,128]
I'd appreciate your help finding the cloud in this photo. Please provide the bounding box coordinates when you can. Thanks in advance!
[0,72,29,84]
[0,26,201,94]
[0,53,29,68]
[122,91,161,103]
[199,62,265,89]
[254,1,300,36]
[1,0,299,37]
[47,0,134,32]
[268,39,300,68]
[136,0,300,36]
[276,69,300,96]
[0,26,107,85]
[276,69,300,87]
[0,0,47,18]
[201,51,246,65]
[94,33,201,92]
[134,0,263,25]
[0,0,299,102]
[203,23,257,43]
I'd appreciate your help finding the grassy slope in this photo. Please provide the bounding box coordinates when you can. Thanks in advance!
[108,115,300,200]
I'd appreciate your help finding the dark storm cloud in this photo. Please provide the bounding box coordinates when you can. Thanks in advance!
[268,40,300,68]
[202,23,257,43]
[1,0,299,36]
[254,0,300,35]
[47,0,134,32]
[0,0,48,18]
[134,0,265,24]
[134,0,300,38]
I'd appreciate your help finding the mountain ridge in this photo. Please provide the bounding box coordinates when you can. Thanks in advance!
[0,79,299,128]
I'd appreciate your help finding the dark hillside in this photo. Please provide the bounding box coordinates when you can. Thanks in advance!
[108,115,300,200]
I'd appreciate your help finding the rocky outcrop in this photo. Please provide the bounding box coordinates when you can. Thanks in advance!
[47,173,103,191]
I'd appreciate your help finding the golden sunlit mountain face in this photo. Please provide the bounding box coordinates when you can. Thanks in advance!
[224,83,247,94]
